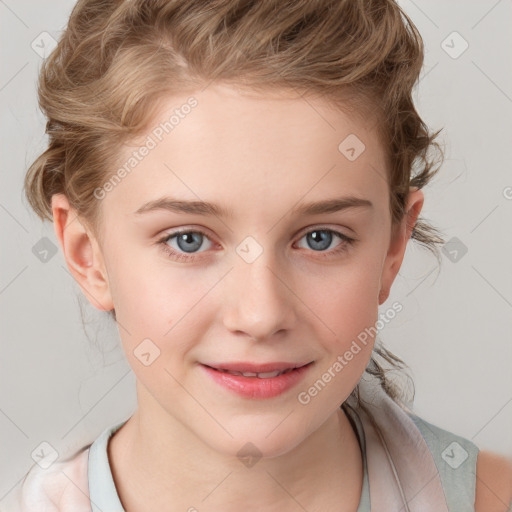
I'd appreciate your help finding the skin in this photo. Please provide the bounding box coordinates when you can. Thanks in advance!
[474,451,512,512]
[51,82,429,511]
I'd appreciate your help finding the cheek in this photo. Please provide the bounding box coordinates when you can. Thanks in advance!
[107,265,199,396]
[295,264,382,411]
[106,242,198,329]
[305,255,383,337]
[106,257,214,370]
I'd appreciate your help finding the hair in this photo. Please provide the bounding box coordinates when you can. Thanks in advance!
[24,0,446,413]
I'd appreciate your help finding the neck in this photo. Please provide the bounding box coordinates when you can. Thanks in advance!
[108,398,363,512]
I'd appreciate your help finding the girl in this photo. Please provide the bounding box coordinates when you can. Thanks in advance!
[3,0,511,511]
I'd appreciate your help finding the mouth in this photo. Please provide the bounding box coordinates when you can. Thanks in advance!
[202,361,313,378]
[200,361,314,399]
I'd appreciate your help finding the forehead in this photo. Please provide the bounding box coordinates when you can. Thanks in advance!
[104,83,389,220]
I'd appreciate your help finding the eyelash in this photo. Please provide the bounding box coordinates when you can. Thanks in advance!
[156,226,356,263]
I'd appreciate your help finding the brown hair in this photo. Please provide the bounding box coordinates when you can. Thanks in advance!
[24,0,445,411]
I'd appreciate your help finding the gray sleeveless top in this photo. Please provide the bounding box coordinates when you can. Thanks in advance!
[343,394,479,511]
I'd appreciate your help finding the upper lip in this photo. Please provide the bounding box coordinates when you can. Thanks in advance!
[202,361,313,373]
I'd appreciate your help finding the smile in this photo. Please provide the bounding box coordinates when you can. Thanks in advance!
[200,362,314,399]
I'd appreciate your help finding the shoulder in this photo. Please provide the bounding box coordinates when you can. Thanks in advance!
[408,413,512,511]
[475,449,512,512]
[1,447,91,512]
[475,450,512,512]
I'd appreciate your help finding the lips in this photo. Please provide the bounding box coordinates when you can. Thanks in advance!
[200,361,314,399]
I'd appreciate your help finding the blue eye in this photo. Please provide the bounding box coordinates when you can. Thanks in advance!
[157,227,355,262]
[158,229,213,262]
[296,228,353,254]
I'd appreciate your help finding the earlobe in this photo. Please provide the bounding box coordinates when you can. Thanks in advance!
[51,193,114,312]
[378,188,424,305]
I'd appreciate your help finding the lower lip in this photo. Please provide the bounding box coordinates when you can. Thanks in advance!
[200,363,313,399]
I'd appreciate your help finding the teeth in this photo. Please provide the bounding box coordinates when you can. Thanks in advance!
[254,371,282,378]
[220,369,294,378]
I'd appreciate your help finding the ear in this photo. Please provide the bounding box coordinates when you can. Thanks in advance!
[378,188,424,305]
[51,193,114,312]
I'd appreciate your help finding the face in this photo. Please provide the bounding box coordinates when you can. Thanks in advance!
[57,82,421,459]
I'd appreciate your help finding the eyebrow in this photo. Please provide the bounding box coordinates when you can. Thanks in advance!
[134,195,373,218]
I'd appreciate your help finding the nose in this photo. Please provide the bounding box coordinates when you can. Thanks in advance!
[222,249,297,342]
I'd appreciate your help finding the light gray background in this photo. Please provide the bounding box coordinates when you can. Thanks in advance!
[1,0,511,501]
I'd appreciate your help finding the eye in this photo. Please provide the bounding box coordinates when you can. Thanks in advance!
[295,227,355,258]
[156,226,356,263]
[157,229,214,262]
